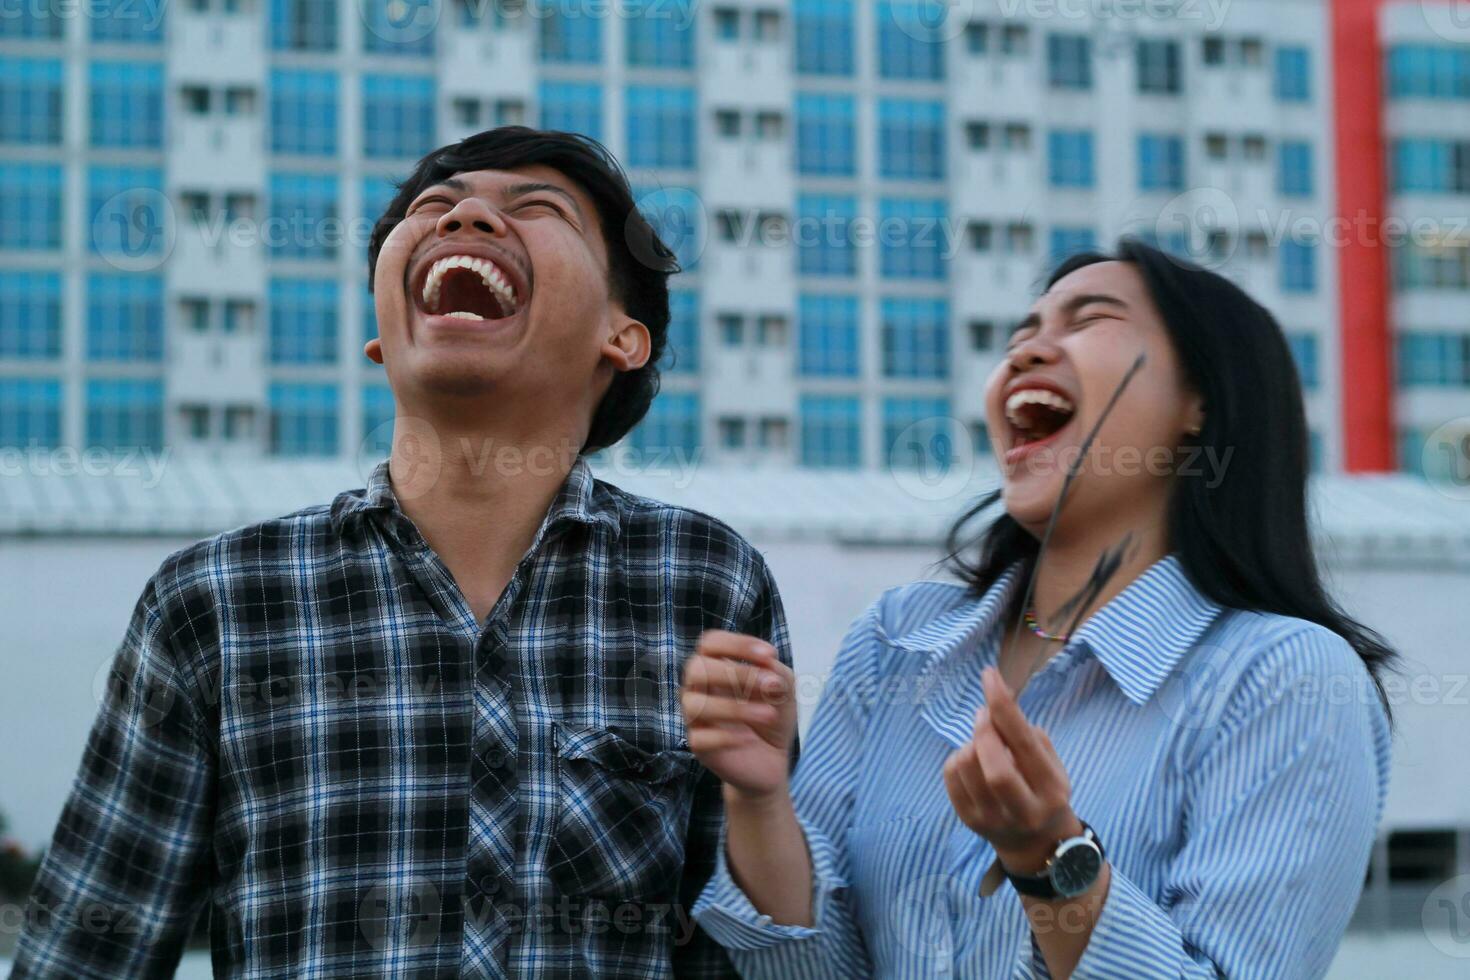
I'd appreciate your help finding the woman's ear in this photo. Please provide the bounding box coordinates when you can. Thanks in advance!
[601,316,652,373]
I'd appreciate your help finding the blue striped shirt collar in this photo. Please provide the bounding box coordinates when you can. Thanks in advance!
[899,554,1222,709]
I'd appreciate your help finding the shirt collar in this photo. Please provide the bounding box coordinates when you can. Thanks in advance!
[906,553,1222,713]
[331,455,624,547]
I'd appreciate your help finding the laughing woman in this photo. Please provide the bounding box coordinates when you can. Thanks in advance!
[681,240,1394,979]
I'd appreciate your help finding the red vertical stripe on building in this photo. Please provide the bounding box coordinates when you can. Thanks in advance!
[1332,0,1396,471]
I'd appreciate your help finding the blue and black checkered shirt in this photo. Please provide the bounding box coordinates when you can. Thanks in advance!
[13,458,791,979]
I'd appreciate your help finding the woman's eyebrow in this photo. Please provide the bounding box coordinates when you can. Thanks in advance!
[1012,292,1130,336]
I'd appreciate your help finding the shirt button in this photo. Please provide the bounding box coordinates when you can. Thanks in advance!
[756,914,773,927]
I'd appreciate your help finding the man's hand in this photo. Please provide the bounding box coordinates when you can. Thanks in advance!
[681,630,798,802]
[942,666,1082,873]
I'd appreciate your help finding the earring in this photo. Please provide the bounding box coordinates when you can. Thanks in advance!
[1187,422,1203,437]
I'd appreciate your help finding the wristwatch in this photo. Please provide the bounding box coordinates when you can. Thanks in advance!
[1003,821,1105,899]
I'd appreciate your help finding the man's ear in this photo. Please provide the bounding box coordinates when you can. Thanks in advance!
[600,316,651,373]
[365,338,384,364]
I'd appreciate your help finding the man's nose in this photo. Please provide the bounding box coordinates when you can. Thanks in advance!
[435,197,507,238]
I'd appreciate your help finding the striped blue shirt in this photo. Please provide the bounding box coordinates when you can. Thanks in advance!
[693,555,1392,978]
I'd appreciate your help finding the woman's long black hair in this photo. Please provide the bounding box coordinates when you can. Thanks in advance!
[945,238,1397,721]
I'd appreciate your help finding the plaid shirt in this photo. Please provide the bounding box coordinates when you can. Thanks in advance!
[12,458,792,979]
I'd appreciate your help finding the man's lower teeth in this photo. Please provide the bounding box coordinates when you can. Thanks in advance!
[444,311,484,321]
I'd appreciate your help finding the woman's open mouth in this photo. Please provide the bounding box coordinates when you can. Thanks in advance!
[415,253,525,324]
[1004,386,1078,461]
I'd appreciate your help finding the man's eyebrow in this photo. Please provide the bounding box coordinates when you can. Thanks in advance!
[1010,292,1129,336]
[418,176,468,197]
[500,181,585,220]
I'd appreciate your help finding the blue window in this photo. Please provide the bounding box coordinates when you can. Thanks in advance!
[877,1,945,80]
[1387,44,1470,100]
[1049,226,1096,265]
[626,1,694,68]
[881,298,949,377]
[884,396,951,469]
[270,383,339,456]
[272,0,338,51]
[1048,129,1095,188]
[800,394,861,468]
[1274,46,1310,102]
[879,198,948,280]
[269,173,340,261]
[796,93,856,177]
[0,271,61,358]
[362,176,397,257]
[1286,332,1319,389]
[1398,332,1470,387]
[0,59,63,145]
[86,274,163,362]
[1392,138,1468,193]
[878,98,945,181]
[1395,243,1470,290]
[797,194,858,277]
[795,0,854,76]
[363,75,436,159]
[666,288,699,374]
[540,81,603,140]
[361,0,435,55]
[628,391,700,456]
[798,294,860,377]
[89,62,163,148]
[91,0,164,43]
[1048,33,1092,90]
[1277,141,1314,197]
[362,383,395,456]
[271,69,339,156]
[1280,239,1317,293]
[0,3,61,39]
[89,166,166,259]
[0,163,62,249]
[0,378,61,448]
[540,6,602,64]
[626,86,696,169]
[269,278,339,364]
[1138,134,1184,191]
[86,378,163,450]
[634,185,703,272]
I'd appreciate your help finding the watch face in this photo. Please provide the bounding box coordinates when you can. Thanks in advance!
[1051,839,1103,897]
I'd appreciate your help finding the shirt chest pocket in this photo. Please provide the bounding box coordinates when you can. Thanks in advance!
[547,720,698,901]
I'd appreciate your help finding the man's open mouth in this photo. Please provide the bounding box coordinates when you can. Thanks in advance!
[418,254,523,322]
[1005,387,1078,449]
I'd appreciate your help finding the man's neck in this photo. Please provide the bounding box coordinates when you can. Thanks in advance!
[388,415,587,621]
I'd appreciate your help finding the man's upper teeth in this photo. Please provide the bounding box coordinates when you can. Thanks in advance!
[1006,389,1076,424]
[421,254,517,310]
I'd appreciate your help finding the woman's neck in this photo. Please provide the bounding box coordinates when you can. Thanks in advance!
[1024,520,1172,640]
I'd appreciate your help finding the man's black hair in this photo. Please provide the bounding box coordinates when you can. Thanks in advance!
[367,127,680,454]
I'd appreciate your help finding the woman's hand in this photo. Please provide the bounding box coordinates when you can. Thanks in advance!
[681,630,798,803]
[942,666,1083,873]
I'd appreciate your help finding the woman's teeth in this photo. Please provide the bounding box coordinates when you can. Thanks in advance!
[1005,389,1077,429]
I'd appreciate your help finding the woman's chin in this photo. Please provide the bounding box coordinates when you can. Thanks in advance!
[1001,478,1067,531]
